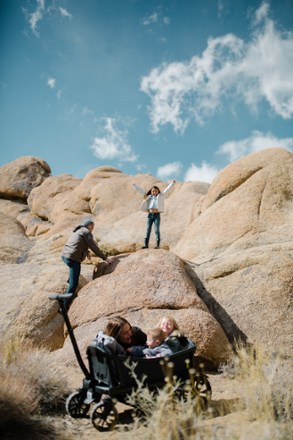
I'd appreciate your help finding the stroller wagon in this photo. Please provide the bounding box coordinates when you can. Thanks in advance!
[50,294,212,431]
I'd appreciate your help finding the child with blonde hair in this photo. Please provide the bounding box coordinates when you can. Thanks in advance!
[159,315,190,353]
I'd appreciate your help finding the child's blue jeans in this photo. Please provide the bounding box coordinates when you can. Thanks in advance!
[145,213,161,242]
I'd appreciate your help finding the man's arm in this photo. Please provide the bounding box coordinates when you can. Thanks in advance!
[83,230,108,261]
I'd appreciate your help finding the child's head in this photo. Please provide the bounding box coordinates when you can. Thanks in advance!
[159,316,179,336]
[146,185,161,197]
[146,327,166,349]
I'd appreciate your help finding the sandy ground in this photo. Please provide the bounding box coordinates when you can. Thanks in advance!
[46,366,249,440]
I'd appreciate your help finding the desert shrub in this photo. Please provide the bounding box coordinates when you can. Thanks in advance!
[0,338,71,439]
[221,343,293,423]
[1,338,69,413]
[123,359,209,439]
[121,345,293,440]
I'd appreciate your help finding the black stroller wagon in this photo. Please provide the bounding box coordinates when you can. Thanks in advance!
[50,294,212,431]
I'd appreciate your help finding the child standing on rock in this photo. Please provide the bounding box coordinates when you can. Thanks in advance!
[133,180,175,249]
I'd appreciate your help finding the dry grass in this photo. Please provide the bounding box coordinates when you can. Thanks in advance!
[119,344,293,440]
[0,338,71,439]
[1,339,292,439]
[220,343,293,423]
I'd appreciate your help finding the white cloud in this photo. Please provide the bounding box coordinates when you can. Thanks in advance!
[29,0,45,36]
[59,7,72,18]
[157,161,182,179]
[217,0,225,17]
[24,1,72,37]
[47,77,56,89]
[82,107,94,116]
[184,162,219,183]
[143,13,158,26]
[141,2,293,132]
[218,131,293,162]
[90,117,138,163]
[142,11,170,26]
[254,1,270,24]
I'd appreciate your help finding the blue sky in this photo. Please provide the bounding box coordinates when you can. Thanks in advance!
[1,0,293,182]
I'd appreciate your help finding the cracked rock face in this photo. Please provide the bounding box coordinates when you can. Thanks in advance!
[175,148,293,357]
[0,150,292,366]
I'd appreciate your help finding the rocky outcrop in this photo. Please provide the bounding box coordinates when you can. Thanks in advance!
[59,250,231,367]
[0,156,51,200]
[0,212,32,263]
[175,148,293,357]
[175,148,293,262]
[0,150,292,369]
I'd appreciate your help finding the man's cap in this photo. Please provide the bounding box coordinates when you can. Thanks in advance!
[81,218,94,227]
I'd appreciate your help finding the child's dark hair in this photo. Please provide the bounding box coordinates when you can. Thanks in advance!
[146,185,161,196]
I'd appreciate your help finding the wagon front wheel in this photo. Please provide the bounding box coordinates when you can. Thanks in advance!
[91,399,118,431]
[66,391,90,418]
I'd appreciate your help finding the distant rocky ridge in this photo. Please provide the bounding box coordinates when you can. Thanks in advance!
[0,149,292,368]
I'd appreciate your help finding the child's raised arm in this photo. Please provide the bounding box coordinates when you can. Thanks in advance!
[133,183,146,196]
[162,180,176,195]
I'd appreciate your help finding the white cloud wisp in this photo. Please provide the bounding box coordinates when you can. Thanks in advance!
[141,2,293,133]
[24,1,72,37]
[184,161,219,183]
[28,0,45,36]
[47,77,56,88]
[218,130,293,162]
[157,161,182,180]
[90,117,138,163]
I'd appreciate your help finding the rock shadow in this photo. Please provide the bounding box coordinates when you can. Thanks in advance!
[184,262,247,346]
[92,255,126,280]
[209,397,244,418]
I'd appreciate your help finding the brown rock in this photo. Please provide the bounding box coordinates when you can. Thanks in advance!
[187,249,293,357]
[0,260,96,350]
[175,148,293,357]
[0,212,32,263]
[62,250,231,367]
[27,174,87,223]
[0,156,51,200]
[175,148,293,262]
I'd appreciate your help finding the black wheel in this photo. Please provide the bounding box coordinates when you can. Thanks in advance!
[91,399,118,431]
[192,373,212,412]
[194,372,212,401]
[66,391,90,418]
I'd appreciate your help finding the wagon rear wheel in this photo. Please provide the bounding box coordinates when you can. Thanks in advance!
[91,399,118,431]
[193,372,212,411]
[66,391,90,418]
[194,372,212,400]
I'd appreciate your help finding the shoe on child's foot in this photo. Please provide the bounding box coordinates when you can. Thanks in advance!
[155,240,160,249]
[142,245,148,249]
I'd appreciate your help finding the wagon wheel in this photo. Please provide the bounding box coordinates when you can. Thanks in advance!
[193,372,212,411]
[195,372,212,398]
[91,399,118,431]
[66,391,90,418]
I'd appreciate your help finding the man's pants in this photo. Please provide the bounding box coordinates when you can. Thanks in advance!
[62,256,81,295]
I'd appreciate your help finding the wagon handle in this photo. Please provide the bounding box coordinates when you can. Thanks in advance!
[49,294,90,379]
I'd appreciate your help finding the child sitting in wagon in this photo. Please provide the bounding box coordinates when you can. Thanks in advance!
[127,327,173,358]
